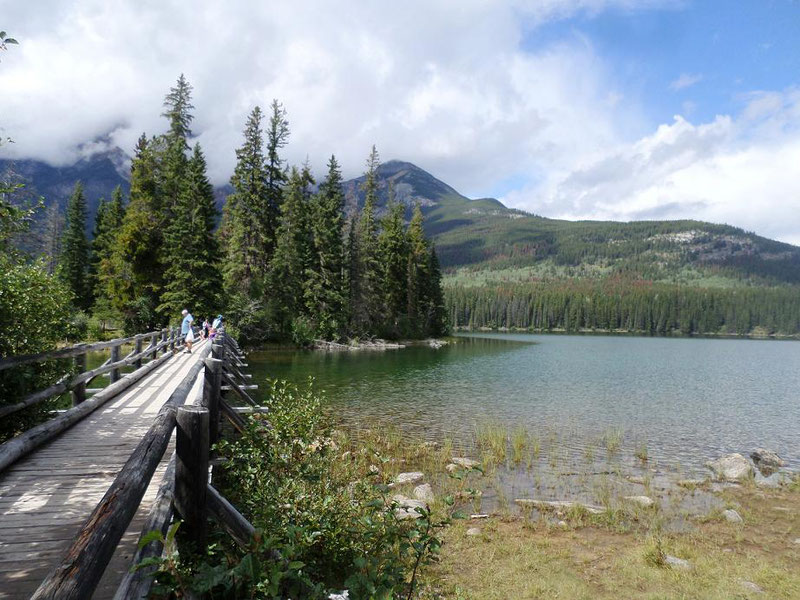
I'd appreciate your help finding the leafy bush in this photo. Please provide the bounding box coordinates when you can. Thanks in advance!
[145,379,447,599]
[0,255,74,441]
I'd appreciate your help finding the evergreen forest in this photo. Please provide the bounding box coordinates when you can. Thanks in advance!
[2,75,448,346]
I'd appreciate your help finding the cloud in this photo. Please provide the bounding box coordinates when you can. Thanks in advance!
[0,0,657,189]
[669,73,703,91]
[504,88,800,245]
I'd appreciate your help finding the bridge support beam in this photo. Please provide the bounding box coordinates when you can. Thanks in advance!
[203,357,223,449]
[175,405,209,554]
[72,353,86,405]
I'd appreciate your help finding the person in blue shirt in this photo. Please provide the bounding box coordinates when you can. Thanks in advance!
[181,309,194,353]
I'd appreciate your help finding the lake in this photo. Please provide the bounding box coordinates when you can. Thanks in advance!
[247,333,800,479]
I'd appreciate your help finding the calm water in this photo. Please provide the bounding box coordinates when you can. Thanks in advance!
[248,334,800,477]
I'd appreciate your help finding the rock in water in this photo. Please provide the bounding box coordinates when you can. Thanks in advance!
[665,555,692,570]
[451,457,480,469]
[705,453,754,481]
[624,495,655,508]
[723,509,743,523]
[413,483,435,503]
[750,448,785,475]
[394,471,424,485]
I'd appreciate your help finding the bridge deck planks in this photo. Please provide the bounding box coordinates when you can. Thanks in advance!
[0,343,207,600]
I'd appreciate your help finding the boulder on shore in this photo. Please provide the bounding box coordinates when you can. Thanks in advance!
[723,509,743,523]
[394,471,424,485]
[413,483,435,503]
[391,494,427,520]
[705,453,754,481]
[750,448,785,475]
[624,495,655,508]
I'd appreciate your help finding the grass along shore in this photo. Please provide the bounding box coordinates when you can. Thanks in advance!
[352,425,800,599]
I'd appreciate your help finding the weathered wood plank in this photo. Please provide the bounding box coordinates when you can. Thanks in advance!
[29,346,211,600]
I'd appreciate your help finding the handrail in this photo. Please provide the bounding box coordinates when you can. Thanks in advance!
[0,328,179,420]
[10,331,260,600]
[0,330,163,371]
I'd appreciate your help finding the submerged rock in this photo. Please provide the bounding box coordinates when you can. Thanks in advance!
[723,509,743,523]
[514,499,604,515]
[624,495,655,508]
[705,453,754,481]
[750,448,785,475]
[413,483,435,503]
[451,457,480,469]
[394,471,424,485]
[665,555,692,570]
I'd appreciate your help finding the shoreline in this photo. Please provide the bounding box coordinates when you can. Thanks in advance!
[454,326,800,341]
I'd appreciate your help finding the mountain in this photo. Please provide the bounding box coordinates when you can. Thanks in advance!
[343,160,800,286]
[0,150,131,235]
[4,153,800,287]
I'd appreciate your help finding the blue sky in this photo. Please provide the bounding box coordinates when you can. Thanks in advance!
[525,1,800,128]
[1,0,799,243]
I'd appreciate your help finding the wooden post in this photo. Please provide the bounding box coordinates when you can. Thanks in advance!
[161,329,168,355]
[109,344,120,383]
[149,333,158,360]
[202,357,223,449]
[72,352,86,405]
[134,335,143,369]
[175,405,209,553]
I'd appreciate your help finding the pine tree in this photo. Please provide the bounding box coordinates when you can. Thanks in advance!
[406,203,429,333]
[222,106,270,297]
[377,193,409,337]
[350,145,381,335]
[105,134,164,332]
[159,74,193,223]
[424,245,448,336]
[159,144,221,319]
[58,181,91,310]
[89,186,126,306]
[264,99,290,255]
[305,155,346,339]
[266,167,312,337]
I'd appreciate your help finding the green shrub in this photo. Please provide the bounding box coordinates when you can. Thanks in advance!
[145,379,446,598]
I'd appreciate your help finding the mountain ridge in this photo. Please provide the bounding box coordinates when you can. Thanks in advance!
[3,152,799,285]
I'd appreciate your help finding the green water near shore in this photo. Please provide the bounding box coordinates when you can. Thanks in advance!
[246,333,800,479]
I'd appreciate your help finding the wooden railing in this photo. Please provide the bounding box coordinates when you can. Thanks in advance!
[0,327,185,473]
[0,328,181,418]
[27,333,264,600]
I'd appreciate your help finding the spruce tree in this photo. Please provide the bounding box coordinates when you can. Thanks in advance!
[377,195,409,337]
[406,203,429,332]
[222,106,270,297]
[350,145,381,335]
[266,167,312,337]
[159,144,221,319]
[424,245,448,336]
[305,155,346,339]
[264,99,290,255]
[89,186,126,305]
[159,74,193,222]
[105,135,163,331]
[58,181,91,310]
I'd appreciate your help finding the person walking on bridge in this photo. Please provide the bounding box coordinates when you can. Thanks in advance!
[181,309,194,353]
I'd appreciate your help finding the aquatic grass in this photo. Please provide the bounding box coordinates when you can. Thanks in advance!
[476,421,507,463]
[530,434,541,459]
[603,427,624,456]
[635,442,648,463]
[511,426,529,465]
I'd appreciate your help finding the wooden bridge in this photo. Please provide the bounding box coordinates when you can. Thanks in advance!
[0,329,260,599]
